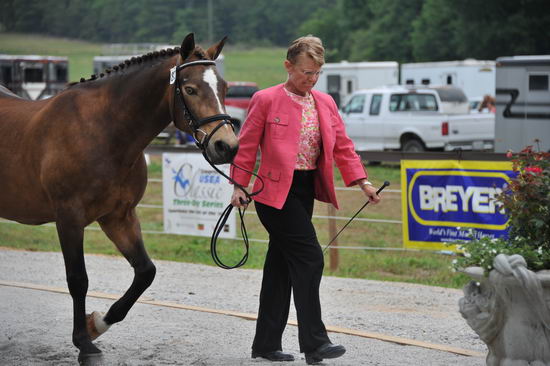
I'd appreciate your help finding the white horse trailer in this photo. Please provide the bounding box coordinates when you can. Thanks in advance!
[314,61,398,107]
[0,54,68,100]
[401,60,495,106]
[494,55,550,153]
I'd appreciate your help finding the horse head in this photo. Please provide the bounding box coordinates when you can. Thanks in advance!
[171,33,239,165]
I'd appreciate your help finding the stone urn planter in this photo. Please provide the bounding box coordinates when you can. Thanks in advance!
[459,253,550,366]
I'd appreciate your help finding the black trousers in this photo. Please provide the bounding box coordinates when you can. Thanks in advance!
[252,170,330,353]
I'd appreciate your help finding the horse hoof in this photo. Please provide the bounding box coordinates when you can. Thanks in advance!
[86,311,110,340]
[78,351,105,366]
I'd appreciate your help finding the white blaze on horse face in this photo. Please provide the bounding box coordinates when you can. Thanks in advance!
[203,68,225,114]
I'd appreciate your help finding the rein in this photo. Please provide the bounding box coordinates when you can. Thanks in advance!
[202,158,263,269]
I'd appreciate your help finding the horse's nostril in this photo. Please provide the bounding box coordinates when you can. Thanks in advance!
[214,140,238,162]
[215,140,230,153]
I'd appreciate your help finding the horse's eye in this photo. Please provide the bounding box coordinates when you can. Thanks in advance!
[184,87,195,95]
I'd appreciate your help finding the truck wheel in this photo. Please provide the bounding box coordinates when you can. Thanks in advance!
[402,139,425,152]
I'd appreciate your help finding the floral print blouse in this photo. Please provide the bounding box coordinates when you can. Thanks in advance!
[284,87,322,170]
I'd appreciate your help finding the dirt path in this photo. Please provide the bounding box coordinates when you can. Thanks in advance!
[0,249,486,365]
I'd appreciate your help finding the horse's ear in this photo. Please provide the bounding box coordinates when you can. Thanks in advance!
[180,33,195,60]
[206,36,227,60]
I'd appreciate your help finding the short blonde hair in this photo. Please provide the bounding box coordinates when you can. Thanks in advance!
[286,35,325,66]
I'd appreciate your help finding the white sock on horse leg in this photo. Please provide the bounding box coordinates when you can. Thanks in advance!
[92,311,111,334]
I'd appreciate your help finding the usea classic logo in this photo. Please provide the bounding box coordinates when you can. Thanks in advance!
[401,160,516,251]
[162,153,235,238]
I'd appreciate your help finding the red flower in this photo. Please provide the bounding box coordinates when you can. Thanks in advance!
[506,150,513,158]
[525,166,543,174]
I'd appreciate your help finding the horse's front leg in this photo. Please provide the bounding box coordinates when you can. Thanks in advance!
[95,207,156,333]
[56,217,101,359]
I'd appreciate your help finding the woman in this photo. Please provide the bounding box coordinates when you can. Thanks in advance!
[230,35,381,364]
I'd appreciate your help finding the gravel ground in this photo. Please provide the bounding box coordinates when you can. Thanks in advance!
[0,248,487,365]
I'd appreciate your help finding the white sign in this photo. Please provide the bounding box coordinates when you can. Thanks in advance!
[162,153,235,238]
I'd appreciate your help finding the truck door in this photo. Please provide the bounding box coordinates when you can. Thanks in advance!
[367,94,385,150]
[341,93,368,150]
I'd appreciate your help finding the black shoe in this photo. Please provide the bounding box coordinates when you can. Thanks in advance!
[251,350,295,362]
[305,343,346,365]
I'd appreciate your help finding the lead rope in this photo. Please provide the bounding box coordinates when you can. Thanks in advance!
[202,151,264,269]
[322,181,390,253]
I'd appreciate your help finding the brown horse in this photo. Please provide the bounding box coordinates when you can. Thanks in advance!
[0,33,238,362]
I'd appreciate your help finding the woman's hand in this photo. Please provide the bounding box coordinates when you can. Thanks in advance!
[358,180,381,204]
[231,186,250,208]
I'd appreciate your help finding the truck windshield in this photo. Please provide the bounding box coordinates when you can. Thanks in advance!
[389,94,438,112]
[342,94,366,113]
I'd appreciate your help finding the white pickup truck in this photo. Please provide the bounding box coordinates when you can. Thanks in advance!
[340,85,494,152]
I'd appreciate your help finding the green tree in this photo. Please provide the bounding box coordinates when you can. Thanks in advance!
[298,1,348,62]
[450,0,550,59]
[411,0,459,61]
[348,0,423,62]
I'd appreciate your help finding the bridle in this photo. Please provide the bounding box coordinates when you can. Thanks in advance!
[169,59,238,151]
[169,58,263,269]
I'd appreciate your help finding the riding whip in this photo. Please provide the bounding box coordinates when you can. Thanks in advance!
[322,181,390,253]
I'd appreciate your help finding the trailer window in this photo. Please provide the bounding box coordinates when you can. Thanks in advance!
[421,78,430,85]
[529,74,548,91]
[369,94,382,115]
[389,94,437,112]
[342,94,365,114]
[55,65,68,82]
[24,67,43,82]
[1,66,12,83]
[405,79,414,85]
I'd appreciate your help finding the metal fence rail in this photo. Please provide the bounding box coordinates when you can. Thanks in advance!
[145,145,508,162]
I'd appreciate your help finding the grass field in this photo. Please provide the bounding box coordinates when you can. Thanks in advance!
[0,33,470,288]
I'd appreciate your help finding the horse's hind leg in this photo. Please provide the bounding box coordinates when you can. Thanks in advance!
[95,207,156,331]
[56,219,101,358]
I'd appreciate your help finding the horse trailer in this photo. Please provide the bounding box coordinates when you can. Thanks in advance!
[314,61,399,107]
[400,60,495,107]
[494,55,550,153]
[0,54,68,100]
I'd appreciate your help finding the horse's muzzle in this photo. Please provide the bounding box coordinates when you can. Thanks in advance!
[209,140,239,165]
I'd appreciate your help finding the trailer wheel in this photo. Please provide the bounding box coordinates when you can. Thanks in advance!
[402,138,425,152]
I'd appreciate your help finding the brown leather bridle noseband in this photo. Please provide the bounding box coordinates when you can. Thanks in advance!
[170,59,238,151]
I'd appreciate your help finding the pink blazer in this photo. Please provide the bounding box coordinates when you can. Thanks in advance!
[230,84,367,210]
